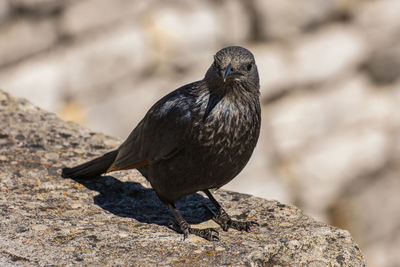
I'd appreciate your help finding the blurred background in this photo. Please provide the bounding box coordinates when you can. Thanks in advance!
[1,0,400,265]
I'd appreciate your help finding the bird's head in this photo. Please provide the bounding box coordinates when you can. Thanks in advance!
[205,46,260,94]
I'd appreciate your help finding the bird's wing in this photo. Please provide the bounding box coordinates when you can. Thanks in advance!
[108,83,199,172]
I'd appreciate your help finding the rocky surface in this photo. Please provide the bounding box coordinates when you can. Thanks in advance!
[1,1,400,265]
[0,90,366,265]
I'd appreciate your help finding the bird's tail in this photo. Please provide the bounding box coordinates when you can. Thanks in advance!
[62,150,118,179]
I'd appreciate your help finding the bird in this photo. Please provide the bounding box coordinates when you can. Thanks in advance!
[62,46,261,241]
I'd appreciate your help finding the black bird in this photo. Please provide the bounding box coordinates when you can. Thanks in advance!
[62,46,261,241]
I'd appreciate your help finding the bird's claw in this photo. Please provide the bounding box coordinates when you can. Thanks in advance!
[169,218,219,241]
[188,227,219,241]
[201,204,258,232]
[201,204,230,230]
[167,220,179,231]
[230,220,258,232]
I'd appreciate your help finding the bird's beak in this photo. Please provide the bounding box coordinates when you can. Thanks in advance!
[223,64,232,83]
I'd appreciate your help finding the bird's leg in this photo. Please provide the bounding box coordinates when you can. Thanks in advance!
[166,202,219,241]
[203,189,258,232]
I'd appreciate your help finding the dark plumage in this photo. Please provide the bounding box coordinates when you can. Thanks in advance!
[62,46,261,240]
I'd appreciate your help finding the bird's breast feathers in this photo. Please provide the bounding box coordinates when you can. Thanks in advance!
[190,95,260,153]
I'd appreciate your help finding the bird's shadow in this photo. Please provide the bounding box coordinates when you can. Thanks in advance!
[69,175,215,227]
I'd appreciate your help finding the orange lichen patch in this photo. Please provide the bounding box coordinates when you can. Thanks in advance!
[71,229,81,234]
[207,250,217,257]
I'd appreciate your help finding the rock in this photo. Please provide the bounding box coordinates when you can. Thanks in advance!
[61,0,250,60]
[266,75,396,155]
[356,0,400,47]
[59,23,151,98]
[252,0,336,40]
[292,127,389,220]
[266,75,398,220]
[9,0,66,14]
[363,44,400,85]
[0,22,150,112]
[330,172,400,267]
[0,18,58,67]
[0,57,63,112]
[252,43,294,99]
[356,0,400,84]
[142,1,223,65]
[290,25,366,86]
[60,0,152,37]
[0,0,10,23]
[214,0,251,44]
[83,74,174,137]
[139,0,251,71]
[254,25,367,101]
[0,90,365,265]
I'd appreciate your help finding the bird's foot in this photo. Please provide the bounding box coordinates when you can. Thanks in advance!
[202,204,258,232]
[185,227,219,241]
[168,220,219,241]
[228,220,258,232]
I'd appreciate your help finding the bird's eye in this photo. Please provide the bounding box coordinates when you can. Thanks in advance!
[247,63,253,71]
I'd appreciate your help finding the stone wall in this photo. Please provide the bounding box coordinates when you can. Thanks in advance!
[1,0,400,266]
